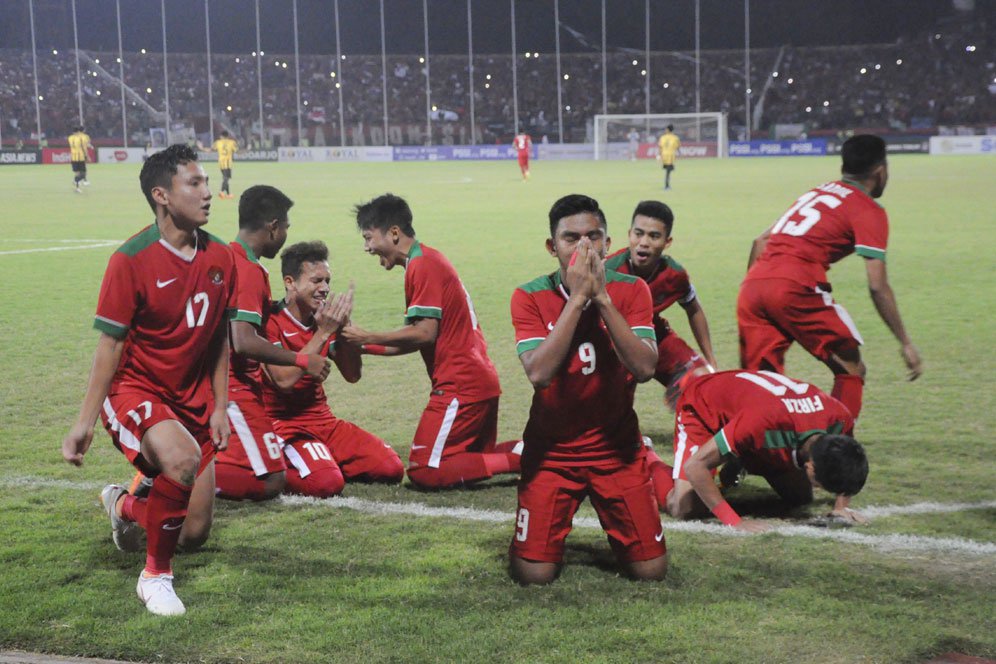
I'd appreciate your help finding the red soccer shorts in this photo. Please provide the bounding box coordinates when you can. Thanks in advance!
[100,390,215,477]
[655,329,708,387]
[274,414,399,480]
[216,397,287,477]
[737,278,863,373]
[517,153,529,168]
[509,457,666,564]
[408,396,499,471]
[669,410,719,482]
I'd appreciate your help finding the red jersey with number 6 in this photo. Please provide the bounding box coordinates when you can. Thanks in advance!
[261,302,336,421]
[511,270,656,466]
[678,369,854,476]
[228,238,273,397]
[93,224,237,418]
[745,179,888,286]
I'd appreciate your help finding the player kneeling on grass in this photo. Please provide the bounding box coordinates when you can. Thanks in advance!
[62,144,237,616]
[655,369,869,532]
[508,194,668,585]
[262,241,404,496]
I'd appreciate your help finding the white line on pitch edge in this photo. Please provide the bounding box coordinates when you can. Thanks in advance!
[0,242,117,256]
[4,475,994,556]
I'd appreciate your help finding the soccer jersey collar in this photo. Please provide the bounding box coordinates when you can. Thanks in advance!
[276,299,314,331]
[234,236,260,264]
[155,224,199,263]
[624,248,667,282]
[404,239,423,270]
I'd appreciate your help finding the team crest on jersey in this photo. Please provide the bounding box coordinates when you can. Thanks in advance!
[208,266,224,285]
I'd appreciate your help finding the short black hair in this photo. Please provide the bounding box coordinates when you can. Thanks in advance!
[76,125,85,133]
[220,130,230,138]
[139,144,199,213]
[632,200,675,237]
[548,194,606,238]
[841,134,887,178]
[810,434,868,496]
[353,193,415,238]
[280,240,329,280]
[666,124,674,132]
[239,185,294,231]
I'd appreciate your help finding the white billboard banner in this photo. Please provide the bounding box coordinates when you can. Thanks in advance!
[929,136,996,155]
[278,146,393,163]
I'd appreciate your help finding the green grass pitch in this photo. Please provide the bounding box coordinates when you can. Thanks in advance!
[0,154,994,663]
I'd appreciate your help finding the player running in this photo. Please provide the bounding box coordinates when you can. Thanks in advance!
[62,145,236,616]
[68,125,92,192]
[513,132,532,180]
[738,134,922,422]
[343,194,522,489]
[508,194,667,585]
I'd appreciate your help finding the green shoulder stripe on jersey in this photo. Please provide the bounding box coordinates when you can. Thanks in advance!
[516,273,558,294]
[116,224,160,257]
[603,250,630,271]
[94,316,128,339]
[405,305,442,324]
[605,269,638,285]
[204,230,227,247]
[632,326,657,341]
[516,338,544,355]
[841,178,885,210]
[225,307,238,320]
[855,245,886,261]
[762,426,837,451]
[272,299,289,313]
[715,429,734,456]
[232,310,263,326]
[235,236,260,264]
[407,240,424,260]
[663,255,686,273]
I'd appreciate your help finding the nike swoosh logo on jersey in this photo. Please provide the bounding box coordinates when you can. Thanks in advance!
[547,322,555,331]
[655,529,665,542]
[162,522,183,531]
[156,277,178,288]
[282,331,299,338]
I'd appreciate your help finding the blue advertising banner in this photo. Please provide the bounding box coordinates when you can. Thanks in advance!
[729,139,828,157]
[393,144,535,161]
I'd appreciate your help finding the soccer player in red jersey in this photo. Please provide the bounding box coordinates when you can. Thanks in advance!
[508,194,667,585]
[513,132,532,180]
[62,144,237,616]
[213,186,332,501]
[262,241,404,496]
[343,194,522,490]
[738,134,922,422]
[655,370,869,531]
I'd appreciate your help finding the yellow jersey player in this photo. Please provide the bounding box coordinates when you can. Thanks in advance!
[210,131,239,199]
[657,125,681,190]
[68,126,92,192]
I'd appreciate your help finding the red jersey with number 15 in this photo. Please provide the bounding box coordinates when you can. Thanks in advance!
[679,369,854,476]
[511,270,656,466]
[261,302,336,421]
[228,238,272,397]
[746,179,889,286]
[403,241,501,402]
[93,224,237,418]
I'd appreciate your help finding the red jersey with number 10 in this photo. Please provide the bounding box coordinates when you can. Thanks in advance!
[746,179,889,286]
[228,238,273,397]
[679,370,854,476]
[511,270,656,466]
[93,224,237,419]
[403,241,501,402]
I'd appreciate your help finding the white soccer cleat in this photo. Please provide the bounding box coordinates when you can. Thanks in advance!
[100,484,142,552]
[82,179,90,186]
[511,441,524,456]
[136,572,186,616]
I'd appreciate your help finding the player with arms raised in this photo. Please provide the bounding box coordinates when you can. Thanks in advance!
[738,134,922,424]
[508,194,667,585]
[62,144,237,616]
[343,194,521,489]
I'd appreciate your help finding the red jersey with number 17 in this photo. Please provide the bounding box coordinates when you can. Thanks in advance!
[228,238,272,397]
[746,179,889,286]
[403,240,501,402]
[679,370,854,476]
[93,224,237,420]
[511,270,656,466]
[261,301,336,421]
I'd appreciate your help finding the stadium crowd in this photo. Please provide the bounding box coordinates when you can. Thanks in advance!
[0,17,991,145]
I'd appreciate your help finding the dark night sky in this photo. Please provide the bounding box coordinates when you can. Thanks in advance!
[1,0,992,56]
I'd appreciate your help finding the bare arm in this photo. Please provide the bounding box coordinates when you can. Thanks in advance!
[865,258,922,380]
[331,338,362,383]
[207,321,231,450]
[684,440,769,532]
[747,228,771,270]
[340,317,438,354]
[682,298,718,369]
[231,320,331,379]
[62,333,125,465]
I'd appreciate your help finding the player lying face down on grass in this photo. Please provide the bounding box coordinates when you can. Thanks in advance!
[342,194,522,489]
[508,193,668,586]
[655,370,869,533]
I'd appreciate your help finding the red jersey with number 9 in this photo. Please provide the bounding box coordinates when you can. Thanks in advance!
[93,224,237,419]
[746,179,889,286]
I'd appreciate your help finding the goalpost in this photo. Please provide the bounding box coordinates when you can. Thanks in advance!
[592,112,728,160]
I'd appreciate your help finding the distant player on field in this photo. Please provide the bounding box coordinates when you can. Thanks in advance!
[513,132,532,180]
[209,130,238,199]
[738,134,922,424]
[213,186,333,501]
[68,125,92,192]
[626,128,641,161]
[62,144,237,616]
[343,194,522,489]
[262,241,404,497]
[656,369,869,530]
[657,125,680,190]
[508,194,667,585]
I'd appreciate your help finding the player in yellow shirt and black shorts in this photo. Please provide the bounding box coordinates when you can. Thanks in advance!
[68,126,92,193]
[657,125,681,191]
[211,131,239,199]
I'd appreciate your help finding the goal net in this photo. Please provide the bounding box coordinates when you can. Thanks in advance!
[592,112,727,160]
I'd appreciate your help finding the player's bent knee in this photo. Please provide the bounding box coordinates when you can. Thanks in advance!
[509,556,561,586]
[260,471,287,500]
[362,456,405,484]
[178,517,212,551]
[302,467,345,498]
[626,555,668,582]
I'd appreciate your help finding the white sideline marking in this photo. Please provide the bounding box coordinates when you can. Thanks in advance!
[5,475,994,556]
[0,241,116,256]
